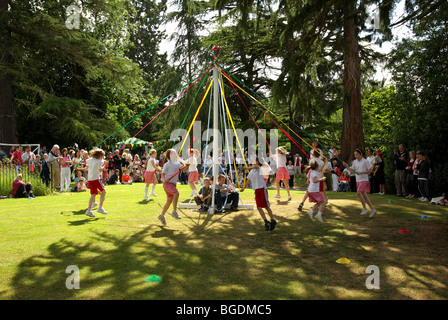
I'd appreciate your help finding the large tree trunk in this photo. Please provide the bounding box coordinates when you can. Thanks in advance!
[340,0,364,162]
[0,0,17,144]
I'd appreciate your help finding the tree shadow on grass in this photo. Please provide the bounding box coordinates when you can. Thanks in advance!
[10,200,448,300]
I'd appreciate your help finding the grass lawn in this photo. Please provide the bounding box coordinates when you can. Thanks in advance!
[0,182,447,300]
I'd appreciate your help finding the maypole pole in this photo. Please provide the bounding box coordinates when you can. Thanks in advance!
[209,46,221,215]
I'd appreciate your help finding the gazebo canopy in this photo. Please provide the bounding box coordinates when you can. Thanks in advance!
[115,137,151,147]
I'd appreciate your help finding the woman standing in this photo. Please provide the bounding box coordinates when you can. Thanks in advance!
[417,151,430,202]
[60,148,72,192]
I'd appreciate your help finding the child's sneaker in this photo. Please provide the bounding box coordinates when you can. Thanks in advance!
[144,195,150,200]
[274,194,281,198]
[92,202,98,208]
[264,221,271,231]
[85,209,95,217]
[171,211,181,219]
[287,195,292,201]
[149,193,157,197]
[270,219,277,231]
[157,214,166,226]
[307,210,314,221]
[369,209,377,218]
[97,207,108,214]
[316,213,324,223]
[360,208,369,215]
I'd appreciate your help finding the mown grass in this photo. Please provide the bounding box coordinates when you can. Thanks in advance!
[0,182,447,300]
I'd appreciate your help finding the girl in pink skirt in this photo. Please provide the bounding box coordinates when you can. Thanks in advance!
[343,149,377,218]
[157,149,189,226]
[187,148,200,197]
[306,160,327,222]
[143,149,162,199]
[273,147,292,201]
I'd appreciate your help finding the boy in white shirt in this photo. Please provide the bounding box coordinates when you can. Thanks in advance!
[241,157,277,231]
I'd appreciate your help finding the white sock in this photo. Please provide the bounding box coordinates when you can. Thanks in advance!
[151,184,156,194]
[144,186,149,196]
[317,211,322,217]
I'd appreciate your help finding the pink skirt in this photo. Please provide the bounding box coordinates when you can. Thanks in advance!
[163,181,178,198]
[188,171,199,183]
[357,181,370,193]
[276,167,290,181]
[144,171,156,184]
[308,191,325,203]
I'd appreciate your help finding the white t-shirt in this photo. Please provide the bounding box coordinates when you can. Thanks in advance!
[351,158,372,182]
[310,148,324,160]
[308,170,321,193]
[146,156,156,172]
[87,158,104,181]
[274,154,287,168]
[367,155,376,166]
[162,161,183,184]
[187,156,198,172]
[247,168,266,190]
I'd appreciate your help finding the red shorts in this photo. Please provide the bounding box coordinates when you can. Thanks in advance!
[357,181,370,193]
[255,188,270,208]
[276,167,290,181]
[87,179,105,195]
[163,181,178,198]
[308,191,325,203]
[144,171,156,184]
[188,171,199,183]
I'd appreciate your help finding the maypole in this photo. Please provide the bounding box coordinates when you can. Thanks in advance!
[209,46,221,215]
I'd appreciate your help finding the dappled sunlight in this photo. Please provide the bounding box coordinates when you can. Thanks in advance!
[2,185,448,299]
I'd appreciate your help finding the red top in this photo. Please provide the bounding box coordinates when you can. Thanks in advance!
[12,151,23,165]
[12,180,25,197]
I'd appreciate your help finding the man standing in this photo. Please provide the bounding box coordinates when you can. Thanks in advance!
[47,144,62,189]
[394,144,408,197]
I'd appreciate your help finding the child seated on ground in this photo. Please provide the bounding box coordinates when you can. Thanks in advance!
[122,169,132,184]
[194,177,213,212]
[215,174,239,212]
[132,168,142,183]
[73,170,87,192]
[338,170,350,192]
[12,174,34,198]
[108,169,120,185]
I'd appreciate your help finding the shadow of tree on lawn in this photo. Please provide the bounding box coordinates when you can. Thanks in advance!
[10,195,448,300]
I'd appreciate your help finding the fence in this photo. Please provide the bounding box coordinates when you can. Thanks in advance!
[0,161,54,197]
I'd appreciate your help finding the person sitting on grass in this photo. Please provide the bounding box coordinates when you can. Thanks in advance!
[215,174,239,212]
[121,169,132,184]
[108,169,121,185]
[194,177,213,212]
[73,170,86,192]
[338,170,351,192]
[12,174,34,198]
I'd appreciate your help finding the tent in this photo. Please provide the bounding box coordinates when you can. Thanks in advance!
[113,137,151,154]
